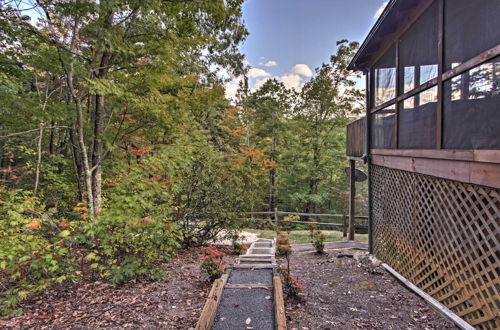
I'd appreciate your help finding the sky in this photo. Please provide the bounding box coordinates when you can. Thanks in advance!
[225,0,389,99]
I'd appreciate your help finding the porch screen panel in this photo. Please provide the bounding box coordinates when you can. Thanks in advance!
[399,87,437,149]
[373,45,396,106]
[398,1,439,94]
[443,56,500,149]
[444,0,500,71]
[371,106,395,149]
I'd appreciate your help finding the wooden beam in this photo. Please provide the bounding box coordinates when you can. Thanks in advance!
[371,154,500,189]
[224,284,272,289]
[348,159,356,241]
[394,36,400,149]
[371,149,500,164]
[195,274,228,330]
[382,264,474,330]
[273,276,287,330]
[442,44,500,82]
[436,0,444,149]
[231,264,276,269]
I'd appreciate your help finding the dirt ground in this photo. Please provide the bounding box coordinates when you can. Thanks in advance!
[280,249,458,330]
[1,247,237,329]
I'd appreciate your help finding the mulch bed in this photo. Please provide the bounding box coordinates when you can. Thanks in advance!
[280,249,459,330]
[1,247,237,329]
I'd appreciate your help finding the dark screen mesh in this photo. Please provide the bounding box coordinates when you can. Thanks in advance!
[399,87,437,149]
[373,45,396,106]
[443,56,500,149]
[371,106,395,149]
[444,0,500,71]
[399,1,439,94]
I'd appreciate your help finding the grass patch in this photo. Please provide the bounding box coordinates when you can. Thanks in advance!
[243,229,368,244]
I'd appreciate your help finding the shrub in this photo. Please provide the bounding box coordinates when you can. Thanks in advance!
[279,270,304,297]
[199,246,225,282]
[0,189,75,316]
[276,231,292,256]
[309,225,326,254]
[79,213,179,285]
[231,234,246,255]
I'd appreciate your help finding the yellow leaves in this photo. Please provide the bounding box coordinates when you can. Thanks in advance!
[85,252,97,261]
[90,263,99,269]
[18,290,29,299]
[59,230,71,238]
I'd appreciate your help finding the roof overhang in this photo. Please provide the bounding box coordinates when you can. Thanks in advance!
[348,0,434,72]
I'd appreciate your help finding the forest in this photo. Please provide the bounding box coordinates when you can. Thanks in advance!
[0,0,364,316]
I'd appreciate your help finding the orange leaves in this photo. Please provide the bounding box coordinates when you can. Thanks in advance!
[27,221,40,230]
[131,147,151,156]
[73,204,88,218]
[263,158,277,169]
[231,128,245,137]
[227,156,245,168]
[239,147,264,159]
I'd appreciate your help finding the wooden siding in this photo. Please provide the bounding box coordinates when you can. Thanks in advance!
[346,117,367,158]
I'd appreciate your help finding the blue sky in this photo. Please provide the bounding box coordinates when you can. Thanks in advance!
[226,0,388,98]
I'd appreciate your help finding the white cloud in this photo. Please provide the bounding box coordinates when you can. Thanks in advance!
[291,64,313,78]
[248,68,271,78]
[279,73,304,90]
[224,77,242,102]
[263,60,278,67]
[253,74,304,92]
[373,1,388,19]
[254,77,271,90]
[259,56,265,60]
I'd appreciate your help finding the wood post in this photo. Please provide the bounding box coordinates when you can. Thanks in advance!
[273,276,287,330]
[348,159,356,241]
[274,207,279,234]
[195,274,228,330]
[342,214,347,237]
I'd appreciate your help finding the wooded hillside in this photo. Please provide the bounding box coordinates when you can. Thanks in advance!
[0,1,363,316]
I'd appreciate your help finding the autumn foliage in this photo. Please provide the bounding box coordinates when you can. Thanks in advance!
[199,247,226,282]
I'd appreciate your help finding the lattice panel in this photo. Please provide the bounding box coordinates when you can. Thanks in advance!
[371,165,500,329]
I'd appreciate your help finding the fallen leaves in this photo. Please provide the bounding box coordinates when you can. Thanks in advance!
[2,248,237,329]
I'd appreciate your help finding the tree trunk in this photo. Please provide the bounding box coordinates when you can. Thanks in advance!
[33,123,44,196]
[66,62,94,213]
[69,127,84,201]
[268,129,276,212]
[91,93,104,211]
[90,51,112,212]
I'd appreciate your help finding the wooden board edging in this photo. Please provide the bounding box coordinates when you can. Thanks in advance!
[371,154,500,189]
[195,274,228,330]
[273,276,287,330]
[382,264,474,330]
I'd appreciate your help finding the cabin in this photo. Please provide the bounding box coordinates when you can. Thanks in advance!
[347,0,499,328]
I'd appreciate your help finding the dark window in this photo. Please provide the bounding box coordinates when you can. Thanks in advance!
[444,0,500,71]
[371,105,395,149]
[443,56,500,149]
